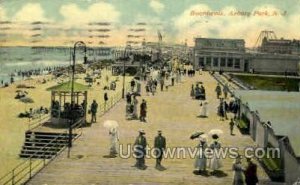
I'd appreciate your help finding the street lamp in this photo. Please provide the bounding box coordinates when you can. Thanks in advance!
[69,41,87,155]
[122,45,130,98]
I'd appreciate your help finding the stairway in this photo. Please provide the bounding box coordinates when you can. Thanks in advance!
[19,131,78,159]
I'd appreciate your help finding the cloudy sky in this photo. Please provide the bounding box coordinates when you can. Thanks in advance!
[0,0,299,47]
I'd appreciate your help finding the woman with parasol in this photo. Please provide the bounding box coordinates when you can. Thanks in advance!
[208,129,224,174]
[103,120,119,157]
[194,134,208,173]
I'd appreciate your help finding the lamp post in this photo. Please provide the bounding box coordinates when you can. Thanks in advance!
[122,45,130,98]
[69,41,86,154]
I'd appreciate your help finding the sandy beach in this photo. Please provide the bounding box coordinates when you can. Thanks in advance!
[0,68,132,177]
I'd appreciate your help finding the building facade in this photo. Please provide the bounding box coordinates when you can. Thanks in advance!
[193,37,300,74]
[260,38,300,55]
[194,38,248,72]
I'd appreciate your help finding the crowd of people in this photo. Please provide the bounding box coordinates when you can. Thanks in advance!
[89,62,259,184]
[51,100,85,121]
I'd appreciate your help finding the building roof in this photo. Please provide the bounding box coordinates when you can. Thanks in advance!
[234,90,300,157]
[195,37,245,42]
[46,81,89,92]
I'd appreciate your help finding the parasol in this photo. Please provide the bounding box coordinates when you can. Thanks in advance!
[208,129,223,135]
[103,120,119,129]
[190,131,205,140]
[130,92,141,97]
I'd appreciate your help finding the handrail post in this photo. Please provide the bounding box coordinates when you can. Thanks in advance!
[11,169,14,185]
[110,98,113,109]
[55,138,58,156]
[29,158,32,179]
[43,152,46,166]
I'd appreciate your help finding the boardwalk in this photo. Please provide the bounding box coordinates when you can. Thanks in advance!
[28,72,269,185]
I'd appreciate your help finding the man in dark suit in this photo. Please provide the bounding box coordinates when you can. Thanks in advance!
[139,99,147,122]
[90,100,98,123]
[154,130,166,169]
[244,158,259,185]
[134,129,147,170]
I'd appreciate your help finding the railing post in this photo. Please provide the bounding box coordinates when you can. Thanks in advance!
[11,169,14,185]
[29,158,32,179]
[110,98,113,109]
[55,138,58,156]
[43,152,46,166]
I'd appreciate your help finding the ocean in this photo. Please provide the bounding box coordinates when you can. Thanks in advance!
[0,46,114,83]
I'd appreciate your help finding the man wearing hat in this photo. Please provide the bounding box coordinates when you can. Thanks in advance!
[244,158,258,185]
[140,99,147,122]
[90,100,98,123]
[134,129,147,169]
[154,130,166,169]
[215,83,222,99]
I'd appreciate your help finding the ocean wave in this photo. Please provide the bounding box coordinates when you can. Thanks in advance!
[4,62,32,66]
[4,60,69,67]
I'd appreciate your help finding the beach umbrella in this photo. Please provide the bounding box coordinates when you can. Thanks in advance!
[103,120,119,129]
[190,131,205,140]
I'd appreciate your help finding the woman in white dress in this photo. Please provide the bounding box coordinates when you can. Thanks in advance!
[132,96,138,119]
[208,134,223,173]
[199,101,208,117]
[165,75,171,91]
[194,137,208,173]
[109,127,119,156]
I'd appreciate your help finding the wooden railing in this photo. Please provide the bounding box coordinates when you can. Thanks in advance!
[0,84,128,185]
[0,131,69,185]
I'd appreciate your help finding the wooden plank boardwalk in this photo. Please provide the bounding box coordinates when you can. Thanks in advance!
[27,72,269,185]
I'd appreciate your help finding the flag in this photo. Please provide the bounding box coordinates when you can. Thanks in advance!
[157,30,162,42]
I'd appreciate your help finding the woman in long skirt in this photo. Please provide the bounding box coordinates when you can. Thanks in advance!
[195,137,208,172]
[232,156,245,185]
[199,101,208,117]
[109,127,119,156]
[190,84,195,98]
[208,135,223,173]
[132,96,138,119]
[165,76,171,91]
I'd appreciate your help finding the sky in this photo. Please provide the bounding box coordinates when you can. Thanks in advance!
[0,0,299,47]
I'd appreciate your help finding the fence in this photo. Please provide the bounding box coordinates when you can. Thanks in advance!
[0,85,128,185]
[28,114,50,131]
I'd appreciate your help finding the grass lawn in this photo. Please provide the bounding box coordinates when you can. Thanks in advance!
[237,119,248,129]
[262,157,281,171]
[233,75,300,91]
